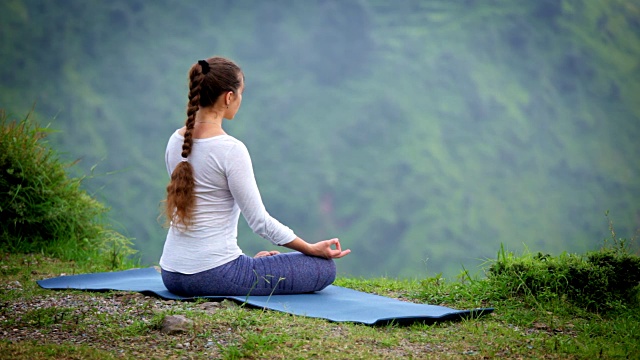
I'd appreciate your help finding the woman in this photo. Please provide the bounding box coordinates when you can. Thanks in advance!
[160,56,350,297]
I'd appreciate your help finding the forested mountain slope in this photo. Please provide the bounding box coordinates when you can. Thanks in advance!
[1,0,638,277]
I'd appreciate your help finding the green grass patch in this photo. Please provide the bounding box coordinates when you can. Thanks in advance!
[483,216,640,313]
[0,341,125,360]
[0,109,137,270]
[1,250,639,358]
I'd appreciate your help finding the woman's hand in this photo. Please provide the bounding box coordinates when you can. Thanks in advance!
[309,238,351,259]
[283,237,351,259]
[254,250,280,258]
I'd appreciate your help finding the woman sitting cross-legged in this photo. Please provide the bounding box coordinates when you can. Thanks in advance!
[159,56,350,297]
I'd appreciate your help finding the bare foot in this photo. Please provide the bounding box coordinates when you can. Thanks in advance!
[254,250,280,258]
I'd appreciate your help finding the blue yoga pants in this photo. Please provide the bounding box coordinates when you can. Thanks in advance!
[161,252,336,296]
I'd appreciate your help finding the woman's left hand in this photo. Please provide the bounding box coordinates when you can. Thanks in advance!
[254,250,280,258]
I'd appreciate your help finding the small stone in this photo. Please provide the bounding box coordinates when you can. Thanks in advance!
[198,302,220,313]
[175,343,183,349]
[161,315,194,335]
[533,322,546,330]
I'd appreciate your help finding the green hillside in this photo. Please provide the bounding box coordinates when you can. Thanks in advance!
[1,0,638,277]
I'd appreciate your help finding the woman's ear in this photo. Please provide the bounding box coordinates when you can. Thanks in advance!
[225,91,234,106]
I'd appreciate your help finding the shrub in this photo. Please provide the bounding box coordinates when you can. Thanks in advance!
[487,239,640,312]
[0,110,136,268]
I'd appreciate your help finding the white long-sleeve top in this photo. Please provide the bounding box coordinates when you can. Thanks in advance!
[159,130,296,274]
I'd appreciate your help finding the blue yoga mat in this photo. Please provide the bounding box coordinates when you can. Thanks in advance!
[37,267,493,326]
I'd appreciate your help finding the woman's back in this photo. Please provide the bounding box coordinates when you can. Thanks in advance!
[160,56,348,296]
[161,131,244,273]
[161,129,297,274]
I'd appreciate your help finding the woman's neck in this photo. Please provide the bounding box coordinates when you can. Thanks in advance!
[195,108,223,126]
[191,107,226,138]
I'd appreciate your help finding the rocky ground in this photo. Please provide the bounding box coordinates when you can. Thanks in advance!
[0,283,240,359]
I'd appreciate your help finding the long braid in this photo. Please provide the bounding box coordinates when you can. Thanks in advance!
[164,62,207,228]
[162,57,242,229]
[182,67,204,158]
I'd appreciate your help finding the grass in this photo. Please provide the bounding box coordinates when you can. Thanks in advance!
[0,342,123,360]
[1,248,639,359]
[0,109,138,269]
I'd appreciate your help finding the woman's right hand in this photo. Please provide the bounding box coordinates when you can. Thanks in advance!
[309,238,351,259]
[283,237,351,259]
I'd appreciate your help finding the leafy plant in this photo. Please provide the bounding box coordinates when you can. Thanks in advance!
[486,225,640,312]
[0,109,136,268]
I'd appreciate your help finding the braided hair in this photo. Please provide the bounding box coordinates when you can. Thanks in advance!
[164,57,243,228]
